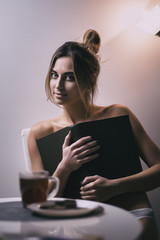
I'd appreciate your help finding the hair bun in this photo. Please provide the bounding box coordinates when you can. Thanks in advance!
[83,29,101,54]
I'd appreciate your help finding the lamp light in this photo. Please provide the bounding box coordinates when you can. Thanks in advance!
[137,5,160,35]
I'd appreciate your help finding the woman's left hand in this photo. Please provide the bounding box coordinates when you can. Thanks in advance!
[80,175,118,202]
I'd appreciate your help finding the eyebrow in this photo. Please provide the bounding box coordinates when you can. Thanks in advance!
[51,70,74,75]
[64,72,74,75]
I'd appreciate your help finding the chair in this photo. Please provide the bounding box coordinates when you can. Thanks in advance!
[21,128,31,171]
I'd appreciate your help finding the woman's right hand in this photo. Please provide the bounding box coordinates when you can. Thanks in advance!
[60,131,100,173]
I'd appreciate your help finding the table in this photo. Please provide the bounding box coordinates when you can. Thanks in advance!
[0,197,141,240]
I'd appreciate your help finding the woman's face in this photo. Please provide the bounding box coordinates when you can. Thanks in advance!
[50,57,81,106]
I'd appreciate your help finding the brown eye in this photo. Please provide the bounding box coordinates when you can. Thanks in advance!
[50,70,58,79]
[66,75,75,81]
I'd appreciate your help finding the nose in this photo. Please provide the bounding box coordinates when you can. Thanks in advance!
[55,77,63,90]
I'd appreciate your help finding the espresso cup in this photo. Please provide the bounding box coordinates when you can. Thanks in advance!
[19,170,59,207]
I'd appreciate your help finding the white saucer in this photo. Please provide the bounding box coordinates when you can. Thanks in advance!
[28,199,103,218]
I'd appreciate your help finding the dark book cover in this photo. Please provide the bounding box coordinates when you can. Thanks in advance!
[37,115,142,199]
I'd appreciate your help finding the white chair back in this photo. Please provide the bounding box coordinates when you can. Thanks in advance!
[21,128,31,171]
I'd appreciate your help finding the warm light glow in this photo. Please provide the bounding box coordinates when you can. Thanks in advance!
[137,5,160,35]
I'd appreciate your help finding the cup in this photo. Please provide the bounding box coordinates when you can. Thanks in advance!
[19,170,59,207]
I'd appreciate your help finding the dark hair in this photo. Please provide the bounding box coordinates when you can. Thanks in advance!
[83,29,101,54]
[45,29,101,107]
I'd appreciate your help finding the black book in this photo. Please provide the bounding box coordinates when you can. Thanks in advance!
[37,115,142,199]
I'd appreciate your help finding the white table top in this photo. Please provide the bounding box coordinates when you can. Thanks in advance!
[0,197,141,240]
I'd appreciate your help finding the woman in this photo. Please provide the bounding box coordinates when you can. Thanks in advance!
[28,29,160,239]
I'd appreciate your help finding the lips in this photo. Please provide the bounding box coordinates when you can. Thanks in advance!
[54,92,68,97]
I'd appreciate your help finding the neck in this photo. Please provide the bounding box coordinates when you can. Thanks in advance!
[61,101,93,125]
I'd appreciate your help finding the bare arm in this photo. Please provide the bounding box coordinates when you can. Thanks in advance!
[80,106,160,201]
[117,108,160,194]
[27,127,45,171]
[28,123,57,193]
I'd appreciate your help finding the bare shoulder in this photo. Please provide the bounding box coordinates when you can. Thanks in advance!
[110,104,131,116]
[106,104,142,128]
[28,115,68,141]
[92,104,135,121]
[29,120,55,141]
[101,104,132,118]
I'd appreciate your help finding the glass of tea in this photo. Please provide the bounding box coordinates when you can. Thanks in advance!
[19,170,59,207]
